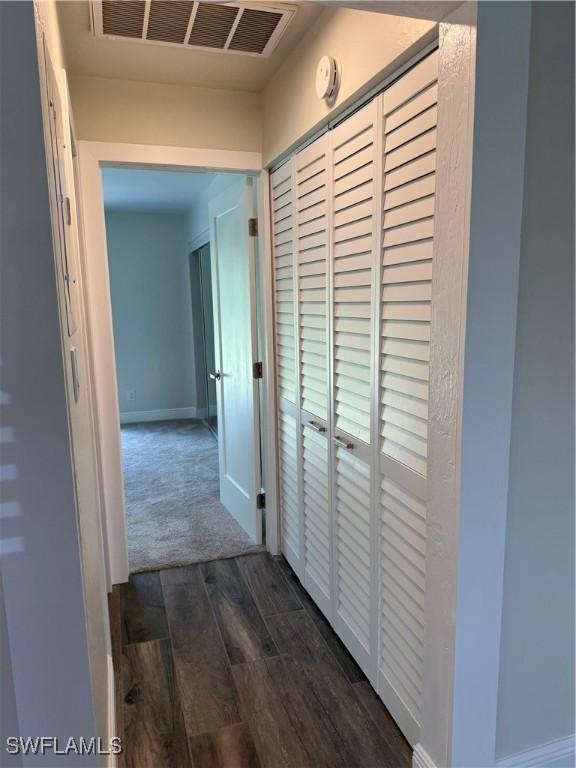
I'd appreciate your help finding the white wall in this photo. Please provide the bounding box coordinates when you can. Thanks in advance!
[70,75,262,152]
[105,211,198,419]
[262,7,436,164]
[496,1,575,760]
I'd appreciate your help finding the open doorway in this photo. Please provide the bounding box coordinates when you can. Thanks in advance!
[101,167,263,573]
[190,243,218,437]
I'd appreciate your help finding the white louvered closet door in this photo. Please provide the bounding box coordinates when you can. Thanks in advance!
[271,162,301,573]
[376,51,438,746]
[272,48,439,750]
[294,135,332,615]
[329,100,378,671]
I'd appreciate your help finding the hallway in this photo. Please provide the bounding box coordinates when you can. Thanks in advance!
[121,420,261,572]
[110,552,411,768]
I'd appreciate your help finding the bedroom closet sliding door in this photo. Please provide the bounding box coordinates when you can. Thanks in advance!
[271,49,439,747]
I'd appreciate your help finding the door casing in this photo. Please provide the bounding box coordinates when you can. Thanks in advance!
[76,143,279,584]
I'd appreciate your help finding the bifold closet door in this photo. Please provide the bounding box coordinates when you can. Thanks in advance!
[329,100,379,672]
[294,135,332,615]
[270,162,301,573]
[376,50,438,745]
[272,47,439,750]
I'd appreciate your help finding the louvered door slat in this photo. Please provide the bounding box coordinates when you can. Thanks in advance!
[294,135,332,613]
[278,411,299,569]
[296,135,329,422]
[331,101,376,445]
[302,424,331,608]
[328,101,378,674]
[271,163,297,404]
[377,50,438,747]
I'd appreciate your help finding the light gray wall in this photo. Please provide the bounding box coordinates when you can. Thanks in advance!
[496,1,575,759]
[189,244,216,413]
[105,211,197,417]
[450,4,532,764]
[0,2,97,762]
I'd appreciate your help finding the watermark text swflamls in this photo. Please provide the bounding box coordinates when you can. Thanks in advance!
[6,737,122,756]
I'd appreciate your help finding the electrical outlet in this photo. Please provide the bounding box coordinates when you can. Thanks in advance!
[127,390,136,402]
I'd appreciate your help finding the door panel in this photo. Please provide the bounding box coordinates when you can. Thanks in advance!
[270,162,302,573]
[209,177,261,543]
[377,49,438,746]
[329,101,378,674]
[294,135,332,609]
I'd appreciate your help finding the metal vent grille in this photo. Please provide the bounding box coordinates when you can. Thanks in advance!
[188,3,239,49]
[229,8,282,53]
[92,1,295,58]
[102,1,146,38]
[147,1,194,43]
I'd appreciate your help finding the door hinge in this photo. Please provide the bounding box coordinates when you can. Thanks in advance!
[248,218,258,237]
[256,492,266,510]
[253,361,263,379]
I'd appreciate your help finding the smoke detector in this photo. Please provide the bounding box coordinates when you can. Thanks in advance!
[90,1,297,58]
[316,55,339,101]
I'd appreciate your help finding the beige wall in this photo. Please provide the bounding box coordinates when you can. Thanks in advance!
[262,7,436,165]
[70,75,262,151]
[69,9,436,161]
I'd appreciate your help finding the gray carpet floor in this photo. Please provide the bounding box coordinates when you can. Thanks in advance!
[121,420,262,573]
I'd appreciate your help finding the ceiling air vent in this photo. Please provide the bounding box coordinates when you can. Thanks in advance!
[91,1,296,57]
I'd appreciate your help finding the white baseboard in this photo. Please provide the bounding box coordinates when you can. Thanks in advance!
[120,407,198,424]
[107,654,118,768]
[497,735,575,768]
[413,744,438,768]
[120,406,217,424]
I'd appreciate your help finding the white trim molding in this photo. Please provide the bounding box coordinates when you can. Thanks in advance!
[188,227,210,253]
[120,407,202,424]
[413,744,438,768]
[497,735,575,768]
[106,654,118,768]
[76,140,265,584]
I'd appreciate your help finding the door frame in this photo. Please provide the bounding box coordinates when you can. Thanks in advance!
[76,142,279,584]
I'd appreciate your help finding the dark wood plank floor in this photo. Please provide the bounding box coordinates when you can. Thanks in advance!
[110,552,412,768]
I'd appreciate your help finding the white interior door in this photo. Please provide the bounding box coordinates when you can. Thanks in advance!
[209,176,261,543]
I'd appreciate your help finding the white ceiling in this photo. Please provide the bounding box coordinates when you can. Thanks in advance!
[58,1,325,92]
[102,167,216,212]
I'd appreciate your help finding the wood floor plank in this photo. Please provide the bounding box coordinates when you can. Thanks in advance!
[353,681,412,767]
[261,651,351,768]
[122,639,191,768]
[232,659,311,768]
[160,565,199,586]
[122,572,169,645]
[161,566,241,737]
[236,554,302,617]
[201,558,278,665]
[189,723,261,768]
[267,610,397,768]
[274,557,366,683]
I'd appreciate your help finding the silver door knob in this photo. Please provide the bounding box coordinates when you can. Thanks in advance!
[209,371,222,381]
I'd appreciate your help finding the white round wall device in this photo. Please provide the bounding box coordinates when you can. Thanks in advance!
[315,55,338,101]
